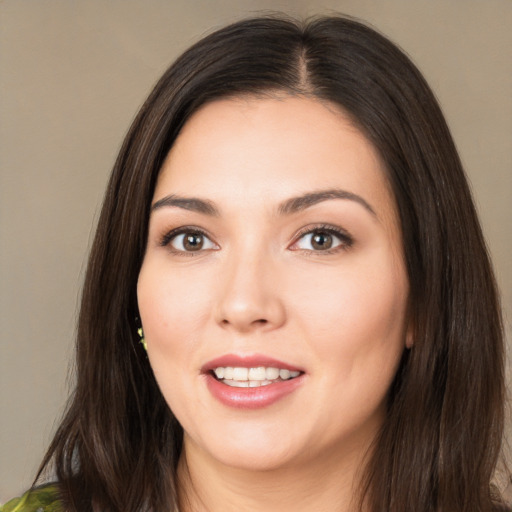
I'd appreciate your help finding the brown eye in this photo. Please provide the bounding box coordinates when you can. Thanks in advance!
[291,226,352,252]
[311,232,333,250]
[183,233,204,251]
[168,231,217,252]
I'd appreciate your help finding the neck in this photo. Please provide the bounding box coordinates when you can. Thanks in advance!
[177,435,372,512]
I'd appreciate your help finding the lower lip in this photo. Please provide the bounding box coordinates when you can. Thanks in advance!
[205,373,305,409]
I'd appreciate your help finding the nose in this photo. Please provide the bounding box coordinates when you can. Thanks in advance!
[214,251,286,333]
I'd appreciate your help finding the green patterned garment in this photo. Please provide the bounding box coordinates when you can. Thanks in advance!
[0,485,62,512]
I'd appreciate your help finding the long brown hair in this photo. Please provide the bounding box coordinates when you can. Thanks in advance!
[36,15,508,512]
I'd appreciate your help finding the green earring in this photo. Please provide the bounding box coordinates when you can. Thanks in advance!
[137,327,147,351]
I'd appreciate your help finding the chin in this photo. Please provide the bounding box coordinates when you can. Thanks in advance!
[184,423,307,472]
[212,445,299,473]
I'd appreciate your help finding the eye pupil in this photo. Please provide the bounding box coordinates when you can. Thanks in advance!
[311,232,333,250]
[183,233,204,251]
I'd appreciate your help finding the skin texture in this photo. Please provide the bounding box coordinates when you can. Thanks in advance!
[137,96,411,512]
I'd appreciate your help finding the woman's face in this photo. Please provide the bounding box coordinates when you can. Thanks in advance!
[137,96,410,473]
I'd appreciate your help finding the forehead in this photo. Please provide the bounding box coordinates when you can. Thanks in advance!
[155,96,396,221]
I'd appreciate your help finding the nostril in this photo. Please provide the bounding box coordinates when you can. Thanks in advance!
[221,318,268,325]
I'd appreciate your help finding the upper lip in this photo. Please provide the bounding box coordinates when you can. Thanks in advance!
[201,354,304,373]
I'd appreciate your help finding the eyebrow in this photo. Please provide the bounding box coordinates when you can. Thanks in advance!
[277,188,376,217]
[151,188,376,217]
[151,195,219,216]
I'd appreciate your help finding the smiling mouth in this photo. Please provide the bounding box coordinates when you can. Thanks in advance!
[212,366,302,388]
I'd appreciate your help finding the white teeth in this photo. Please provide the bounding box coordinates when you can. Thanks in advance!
[233,367,248,380]
[248,366,266,380]
[212,366,301,387]
[224,380,249,388]
[266,367,280,380]
[279,369,291,380]
[224,379,274,388]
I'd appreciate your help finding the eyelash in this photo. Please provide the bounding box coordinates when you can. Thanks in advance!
[158,224,353,255]
[290,224,354,254]
[159,226,216,256]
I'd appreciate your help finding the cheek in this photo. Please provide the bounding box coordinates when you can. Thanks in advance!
[136,261,210,418]
[291,252,408,372]
[138,259,212,337]
[136,260,210,385]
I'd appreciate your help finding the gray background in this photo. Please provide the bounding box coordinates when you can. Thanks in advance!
[1,0,511,502]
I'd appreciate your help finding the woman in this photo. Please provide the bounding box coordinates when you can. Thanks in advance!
[2,14,509,512]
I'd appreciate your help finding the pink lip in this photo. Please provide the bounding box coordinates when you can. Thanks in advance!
[202,353,305,410]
